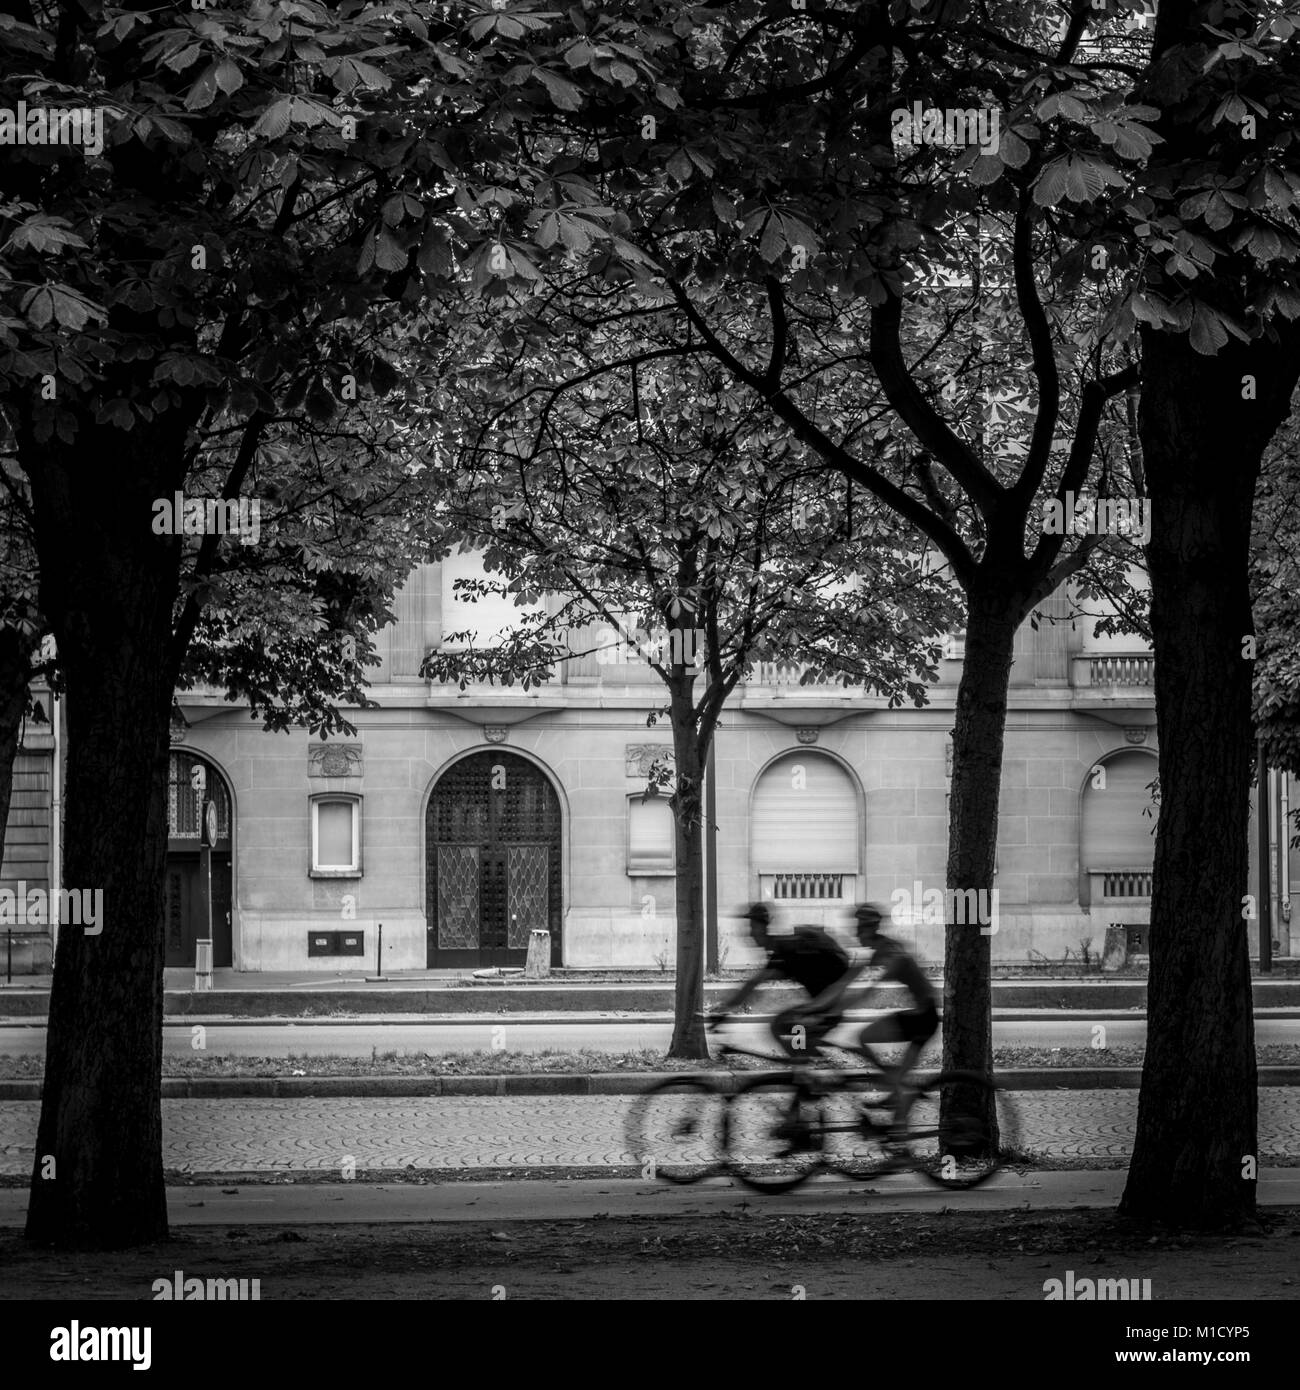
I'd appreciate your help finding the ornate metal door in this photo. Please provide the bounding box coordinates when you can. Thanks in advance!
[159,857,233,968]
[426,752,561,967]
[161,751,233,968]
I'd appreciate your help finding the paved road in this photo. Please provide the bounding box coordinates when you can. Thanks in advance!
[2,1016,1299,1058]
[2,1090,1298,1175]
[2,1170,1299,1228]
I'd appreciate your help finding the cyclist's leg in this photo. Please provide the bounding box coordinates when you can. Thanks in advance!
[800,1010,838,1058]
[857,1013,906,1068]
[857,1013,909,1131]
[767,1005,810,1145]
[889,1004,941,1129]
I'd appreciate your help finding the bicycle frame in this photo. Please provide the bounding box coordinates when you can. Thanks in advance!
[713,1037,908,1101]
[629,1033,1015,1194]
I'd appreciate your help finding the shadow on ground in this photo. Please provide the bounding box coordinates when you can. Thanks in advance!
[2,1207,1297,1300]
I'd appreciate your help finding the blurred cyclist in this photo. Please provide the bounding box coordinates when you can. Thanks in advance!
[709,902,869,1060]
[844,903,940,1132]
[709,902,871,1154]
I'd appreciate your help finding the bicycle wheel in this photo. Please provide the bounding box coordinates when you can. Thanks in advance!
[625,1078,726,1184]
[724,1075,825,1193]
[903,1070,1021,1190]
[819,1071,903,1180]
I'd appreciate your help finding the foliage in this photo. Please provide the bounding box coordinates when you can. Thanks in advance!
[420,339,961,720]
[1253,410,1300,777]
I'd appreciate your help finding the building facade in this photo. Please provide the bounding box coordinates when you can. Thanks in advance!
[3,558,1296,974]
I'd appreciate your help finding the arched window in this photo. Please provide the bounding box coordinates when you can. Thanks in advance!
[751,752,859,901]
[166,751,231,846]
[1080,751,1158,901]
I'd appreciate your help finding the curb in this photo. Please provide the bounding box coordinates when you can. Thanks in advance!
[1,1066,1298,1100]
[3,981,1300,1019]
[7,1010,1300,1029]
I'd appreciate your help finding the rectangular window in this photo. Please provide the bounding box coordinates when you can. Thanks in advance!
[310,796,361,876]
[439,548,544,651]
[628,796,675,874]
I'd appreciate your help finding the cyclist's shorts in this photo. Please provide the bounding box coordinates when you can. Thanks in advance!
[896,1002,940,1044]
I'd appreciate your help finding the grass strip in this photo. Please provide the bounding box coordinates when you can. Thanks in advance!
[1,1043,1299,1079]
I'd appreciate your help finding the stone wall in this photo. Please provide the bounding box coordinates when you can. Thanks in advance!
[176,686,1184,970]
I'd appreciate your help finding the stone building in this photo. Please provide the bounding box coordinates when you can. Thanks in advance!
[2,556,1295,974]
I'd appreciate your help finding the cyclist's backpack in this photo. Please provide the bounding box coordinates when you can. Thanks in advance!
[788,924,850,971]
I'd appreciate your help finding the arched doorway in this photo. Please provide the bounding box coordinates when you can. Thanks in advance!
[426,751,562,968]
[161,750,234,968]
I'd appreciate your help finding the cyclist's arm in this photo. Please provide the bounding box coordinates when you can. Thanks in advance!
[828,953,886,1013]
[805,955,872,1015]
[714,965,778,1014]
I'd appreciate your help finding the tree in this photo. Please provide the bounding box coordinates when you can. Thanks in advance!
[175,410,434,739]
[422,344,959,1055]
[454,0,1300,1220]
[1115,0,1300,1228]
[0,0,645,1248]
[0,408,423,981]
[454,3,1152,1149]
[0,460,46,862]
[1252,415,1300,782]
[5,0,1289,1246]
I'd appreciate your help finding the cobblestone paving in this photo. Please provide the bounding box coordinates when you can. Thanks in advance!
[1,1090,1297,1175]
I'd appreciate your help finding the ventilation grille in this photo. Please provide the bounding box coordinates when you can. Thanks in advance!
[1103,870,1153,898]
[770,873,845,900]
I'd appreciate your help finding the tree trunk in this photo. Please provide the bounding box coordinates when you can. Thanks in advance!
[21,426,184,1249]
[942,584,1021,1144]
[0,628,37,857]
[1120,329,1300,1228]
[667,690,709,1059]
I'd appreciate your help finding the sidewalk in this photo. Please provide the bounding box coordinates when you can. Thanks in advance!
[3,1088,1299,1177]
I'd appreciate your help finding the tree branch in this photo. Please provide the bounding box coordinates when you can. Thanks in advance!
[1026,364,1139,572]
[869,292,1004,515]
[669,279,978,586]
[762,276,789,397]
[170,412,269,667]
[1011,188,1061,503]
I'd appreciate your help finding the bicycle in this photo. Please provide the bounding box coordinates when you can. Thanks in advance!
[626,1019,1021,1195]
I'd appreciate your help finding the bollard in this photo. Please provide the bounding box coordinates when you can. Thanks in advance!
[524,929,550,979]
[376,922,383,979]
[195,937,213,992]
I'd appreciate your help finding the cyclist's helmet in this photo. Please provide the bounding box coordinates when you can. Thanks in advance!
[853,903,885,937]
[734,902,773,941]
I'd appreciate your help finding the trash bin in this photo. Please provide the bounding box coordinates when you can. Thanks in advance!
[524,929,550,979]
[195,938,213,992]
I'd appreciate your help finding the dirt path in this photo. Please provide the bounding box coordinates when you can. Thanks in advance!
[3,1206,1297,1300]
